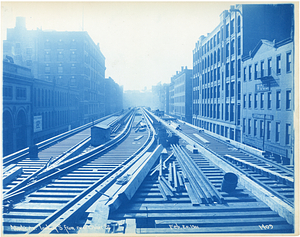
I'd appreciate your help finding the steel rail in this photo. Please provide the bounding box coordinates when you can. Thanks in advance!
[179,129,294,208]
[3,112,134,196]
[3,111,128,167]
[201,129,294,176]
[27,108,158,234]
[3,111,135,205]
[148,110,294,209]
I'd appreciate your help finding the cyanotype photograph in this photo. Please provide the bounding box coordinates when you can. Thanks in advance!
[1,1,298,236]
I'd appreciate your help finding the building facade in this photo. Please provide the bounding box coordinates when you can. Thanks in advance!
[169,67,192,123]
[3,17,106,125]
[192,4,294,143]
[242,39,294,164]
[104,77,123,116]
[3,60,33,155]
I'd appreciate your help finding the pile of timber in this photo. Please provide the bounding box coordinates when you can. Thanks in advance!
[171,144,224,206]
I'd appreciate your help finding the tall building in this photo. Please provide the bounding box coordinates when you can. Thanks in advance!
[242,38,294,164]
[169,66,192,123]
[192,4,294,142]
[3,17,106,125]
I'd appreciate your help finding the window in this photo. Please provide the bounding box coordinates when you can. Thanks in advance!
[237,36,241,55]
[249,94,252,108]
[45,52,50,61]
[249,65,252,80]
[230,60,235,76]
[243,118,246,133]
[16,87,26,100]
[276,122,280,142]
[267,121,271,140]
[58,40,64,49]
[243,94,247,108]
[260,93,264,109]
[254,120,257,136]
[254,63,258,79]
[243,67,247,81]
[237,16,241,33]
[286,90,292,110]
[226,63,229,77]
[57,51,63,61]
[260,120,264,138]
[261,61,264,77]
[230,82,234,97]
[45,65,50,74]
[226,83,229,97]
[226,43,229,57]
[44,40,50,49]
[248,119,251,135]
[254,93,258,108]
[237,82,241,100]
[286,52,292,72]
[268,58,272,76]
[231,40,234,55]
[58,65,63,74]
[286,124,291,145]
[70,51,76,61]
[276,55,281,74]
[276,90,281,109]
[268,92,272,109]
[3,86,13,98]
[226,24,229,38]
[71,39,76,49]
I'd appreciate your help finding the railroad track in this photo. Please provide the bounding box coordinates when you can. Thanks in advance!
[3,111,131,195]
[2,109,159,234]
[2,108,295,234]
[176,122,294,206]
[106,130,293,234]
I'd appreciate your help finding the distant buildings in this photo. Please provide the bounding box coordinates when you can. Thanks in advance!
[3,17,123,156]
[169,67,193,123]
[105,77,123,116]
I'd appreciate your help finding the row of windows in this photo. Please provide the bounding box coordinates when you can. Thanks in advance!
[44,39,77,49]
[243,90,292,110]
[4,86,27,100]
[174,85,185,94]
[243,51,292,81]
[196,16,241,57]
[45,51,77,62]
[33,88,78,108]
[200,103,241,124]
[243,119,292,145]
[174,95,185,103]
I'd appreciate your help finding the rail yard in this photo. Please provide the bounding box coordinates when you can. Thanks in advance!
[2,108,295,235]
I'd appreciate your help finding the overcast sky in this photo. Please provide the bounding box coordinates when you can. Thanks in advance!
[1,1,235,91]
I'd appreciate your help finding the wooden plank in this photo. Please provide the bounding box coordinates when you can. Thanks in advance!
[155,217,287,225]
[118,201,270,211]
[173,162,178,189]
[157,182,168,201]
[112,210,280,219]
[184,182,199,206]
[3,166,23,186]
